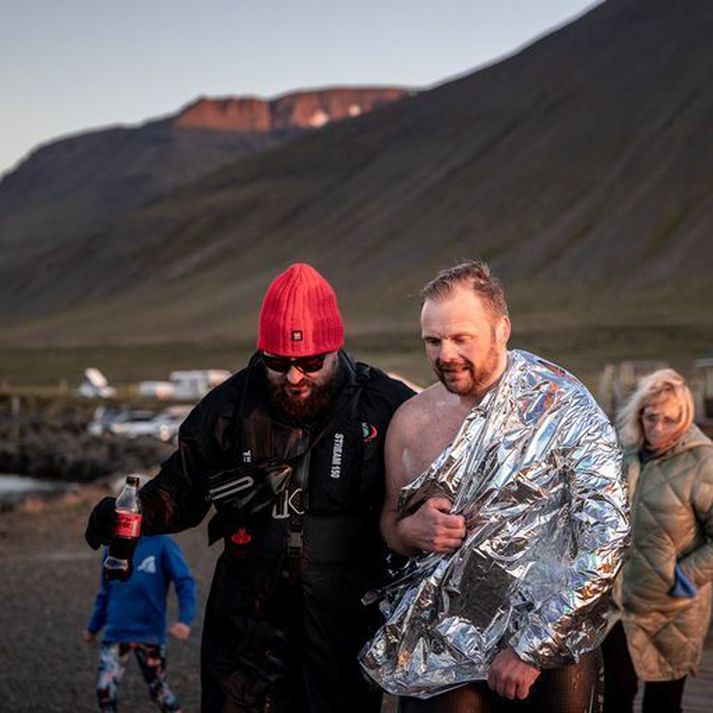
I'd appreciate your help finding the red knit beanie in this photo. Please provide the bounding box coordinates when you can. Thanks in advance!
[257,263,344,356]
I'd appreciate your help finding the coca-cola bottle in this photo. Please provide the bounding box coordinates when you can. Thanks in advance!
[104,475,142,581]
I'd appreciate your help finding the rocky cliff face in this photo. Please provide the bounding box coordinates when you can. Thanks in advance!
[0,85,410,272]
[174,87,410,132]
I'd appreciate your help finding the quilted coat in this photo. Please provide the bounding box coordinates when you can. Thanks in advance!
[619,424,713,680]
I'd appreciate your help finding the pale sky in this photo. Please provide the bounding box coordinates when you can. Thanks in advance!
[0,0,599,176]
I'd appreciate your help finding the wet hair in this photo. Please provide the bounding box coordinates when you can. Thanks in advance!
[420,259,508,318]
[616,368,694,449]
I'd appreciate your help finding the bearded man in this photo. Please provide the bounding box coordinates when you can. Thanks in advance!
[360,259,629,713]
[85,263,415,713]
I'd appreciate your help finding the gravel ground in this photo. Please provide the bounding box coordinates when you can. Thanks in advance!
[0,486,397,713]
[0,485,218,712]
[4,486,711,713]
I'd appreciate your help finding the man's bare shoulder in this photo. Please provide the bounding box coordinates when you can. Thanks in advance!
[388,382,458,436]
[389,381,473,452]
[391,383,442,419]
[386,383,471,480]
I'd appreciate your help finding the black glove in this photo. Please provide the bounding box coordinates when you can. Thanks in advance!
[85,496,117,550]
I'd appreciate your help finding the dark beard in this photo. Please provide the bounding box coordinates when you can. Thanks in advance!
[264,363,344,425]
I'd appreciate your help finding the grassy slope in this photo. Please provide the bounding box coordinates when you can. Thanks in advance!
[1,321,710,396]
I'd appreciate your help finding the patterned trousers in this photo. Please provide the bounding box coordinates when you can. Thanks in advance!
[96,642,182,712]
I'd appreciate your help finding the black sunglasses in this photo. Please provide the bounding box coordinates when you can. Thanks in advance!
[262,352,328,374]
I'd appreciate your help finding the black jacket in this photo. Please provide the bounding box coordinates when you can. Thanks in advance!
[140,351,414,712]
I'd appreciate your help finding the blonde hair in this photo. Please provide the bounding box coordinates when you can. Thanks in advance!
[616,368,694,449]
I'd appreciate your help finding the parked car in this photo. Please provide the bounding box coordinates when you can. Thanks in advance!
[87,407,187,442]
[87,407,153,437]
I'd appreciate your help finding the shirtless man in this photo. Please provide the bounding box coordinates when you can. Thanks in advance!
[372,259,628,712]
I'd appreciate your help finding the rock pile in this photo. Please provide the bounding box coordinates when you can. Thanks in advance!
[0,395,172,483]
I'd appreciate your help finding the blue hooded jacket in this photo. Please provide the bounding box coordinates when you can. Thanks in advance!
[87,535,196,644]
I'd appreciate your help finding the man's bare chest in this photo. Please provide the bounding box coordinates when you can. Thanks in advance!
[406,407,471,477]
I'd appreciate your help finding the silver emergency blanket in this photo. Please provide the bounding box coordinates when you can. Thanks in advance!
[360,350,629,698]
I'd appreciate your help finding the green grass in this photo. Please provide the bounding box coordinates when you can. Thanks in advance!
[2,321,706,397]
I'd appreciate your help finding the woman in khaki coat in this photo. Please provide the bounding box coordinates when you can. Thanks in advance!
[603,369,713,713]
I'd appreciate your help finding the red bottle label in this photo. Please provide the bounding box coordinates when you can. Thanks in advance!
[115,511,142,538]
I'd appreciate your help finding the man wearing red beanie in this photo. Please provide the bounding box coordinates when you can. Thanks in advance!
[86,263,415,713]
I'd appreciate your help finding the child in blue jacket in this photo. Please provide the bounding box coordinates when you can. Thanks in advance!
[84,535,197,712]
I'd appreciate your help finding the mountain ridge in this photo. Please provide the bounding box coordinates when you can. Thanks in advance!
[0,86,409,256]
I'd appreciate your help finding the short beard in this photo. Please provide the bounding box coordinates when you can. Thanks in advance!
[264,363,343,425]
[435,338,500,399]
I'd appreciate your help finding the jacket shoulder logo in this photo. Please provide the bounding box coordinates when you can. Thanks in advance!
[362,422,378,443]
[137,555,156,574]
